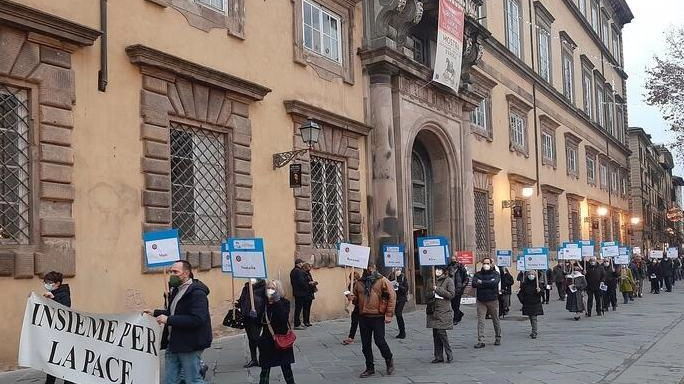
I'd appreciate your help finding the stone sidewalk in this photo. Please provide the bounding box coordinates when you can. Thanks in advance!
[3,284,684,384]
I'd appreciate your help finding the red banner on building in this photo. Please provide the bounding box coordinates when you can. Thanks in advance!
[432,0,465,92]
[455,250,474,265]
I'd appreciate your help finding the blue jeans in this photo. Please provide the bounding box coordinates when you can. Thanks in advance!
[165,350,205,384]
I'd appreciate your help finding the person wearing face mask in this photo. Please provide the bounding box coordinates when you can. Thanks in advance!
[149,260,212,384]
[565,267,587,320]
[517,270,544,339]
[660,255,674,292]
[42,271,75,384]
[584,258,605,317]
[447,253,468,324]
[238,278,267,368]
[390,268,409,339]
[552,263,567,300]
[472,258,501,348]
[258,280,296,384]
[602,260,618,312]
[498,268,514,318]
[648,258,661,294]
[426,266,455,363]
[618,265,636,304]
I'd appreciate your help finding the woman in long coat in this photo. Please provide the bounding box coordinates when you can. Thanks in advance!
[426,266,455,363]
[618,265,636,304]
[258,280,295,384]
[565,267,587,321]
[518,270,544,338]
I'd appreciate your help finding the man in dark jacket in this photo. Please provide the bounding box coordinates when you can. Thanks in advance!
[584,258,605,316]
[472,258,501,348]
[661,256,674,292]
[447,254,468,324]
[152,260,212,384]
[42,271,75,384]
[552,263,566,300]
[290,258,309,330]
[602,260,618,311]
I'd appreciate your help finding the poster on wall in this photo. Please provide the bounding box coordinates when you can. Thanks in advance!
[383,245,405,268]
[432,0,465,92]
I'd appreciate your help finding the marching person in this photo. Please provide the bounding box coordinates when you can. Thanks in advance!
[537,268,552,305]
[290,259,309,330]
[472,258,501,348]
[584,258,605,317]
[552,263,566,300]
[427,266,455,363]
[42,271,75,384]
[447,254,468,325]
[498,268,514,318]
[239,278,267,368]
[151,260,212,384]
[352,263,397,378]
[258,280,296,384]
[518,270,543,339]
[565,266,587,321]
[302,262,318,326]
[342,271,361,345]
[603,260,619,312]
[629,256,646,298]
[390,268,409,339]
[618,265,636,304]
[648,259,661,294]
[661,255,674,292]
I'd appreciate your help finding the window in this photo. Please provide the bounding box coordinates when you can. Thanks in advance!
[586,155,596,185]
[412,151,430,230]
[561,47,574,102]
[595,80,604,126]
[599,162,608,190]
[303,0,342,63]
[569,208,581,241]
[601,13,610,47]
[510,112,526,150]
[582,68,593,118]
[505,0,522,58]
[590,0,599,32]
[578,0,586,16]
[0,85,30,245]
[474,190,491,256]
[612,27,621,62]
[566,146,578,175]
[170,123,229,245]
[621,176,628,196]
[197,0,224,11]
[604,91,614,135]
[470,97,491,138]
[537,24,552,82]
[409,35,427,65]
[311,156,344,248]
[475,0,487,26]
[546,204,559,251]
[615,101,625,142]
[542,131,555,165]
[610,169,618,193]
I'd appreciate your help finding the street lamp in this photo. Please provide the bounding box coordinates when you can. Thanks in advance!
[521,186,535,198]
[597,206,609,217]
[630,217,641,225]
[502,185,535,208]
[272,119,322,169]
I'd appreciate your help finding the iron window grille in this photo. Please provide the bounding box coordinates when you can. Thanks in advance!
[546,204,559,251]
[510,112,526,149]
[0,84,30,245]
[310,156,344,248]
[474,190,491,257]
[170,122,229,245]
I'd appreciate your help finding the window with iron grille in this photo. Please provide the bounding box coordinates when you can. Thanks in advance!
[569,209,580,241]
[602,217,611,240]
[474,190,490,256]
[510,111,526,150]
[311,156,344,248]
[170,123,228,245]
[514,201,528,252]
[411,152,430,230]
[0,84,30,245]
[546,204,559,251]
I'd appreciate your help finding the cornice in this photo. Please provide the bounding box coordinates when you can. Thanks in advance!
[540,184,564,195]
[126,44,271,102]
[472,160,501,175]
[283,100,372,136]
[0,0,101,48]
[508,172,536,186]
[566,193,585,201]
[564,131,582,146]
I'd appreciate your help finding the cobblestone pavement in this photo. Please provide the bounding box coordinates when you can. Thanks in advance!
[3,283,684,384]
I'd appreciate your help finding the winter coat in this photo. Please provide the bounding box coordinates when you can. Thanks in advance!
[660,259,674,278]
[51,284,71,307]
[353,274,396,317]
[304,270,316,300]
[647,263,661,279]
[619,268,636,293]
[238,279,267,325]
[258,298,295,368]
[501,273,515,295]
[552,265,565,283]
[518,278,544,316]
[290,266,309,298]
[565,273,587,313]
[537,269,553,290]
[426,275,455,330]
[154,279,212,353]
[585,264,605,292]
[391,274,409,303]
[472,269,500,302]
[447,262,468,295]
[604,266,619,289]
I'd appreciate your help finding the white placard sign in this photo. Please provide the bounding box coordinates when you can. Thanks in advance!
[601,242,620,258]
[633,247,641,255]
[496,250,512,267]
[19,293,161,384]
[649,250,663,259]
[564,246,582,260]
[383,245,405,268]
[143,229,181,267]
[221,242,232,273]
[419,246,447,266]
[523,248,549,270]
[667,247,679,259]
[580,241,595,259]
[228,238,267,278]
[517,257,525,272]
[338,243,371,269]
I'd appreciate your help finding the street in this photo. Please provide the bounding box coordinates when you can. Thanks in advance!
[3,284,684,384]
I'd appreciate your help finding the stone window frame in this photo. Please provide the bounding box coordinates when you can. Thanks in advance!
[473,161,500,261]
[560,31,576,104]
[126,44,271,272]
[539,115,559,168]
[609,161,619,195]
[541,184,563,258]
[504,0,524,59]
[285,99,370,268]
[468,70,497,142]
[144,0,245,39]
[534,1,554,84]
[585,145,598,186]
[470,96,493,141]
[566,193,583,242]
[507,94,532,157]
[598,155,609,191]
[564,132,581,179]
[580,55,595,119]
[594,70,605,127]
[291,0,358,84]
[0,2,101,279]
[508,173,534,256]
[614,94,625,143]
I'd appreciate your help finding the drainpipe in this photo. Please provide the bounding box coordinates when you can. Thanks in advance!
[98,0,108,92]
[527,0,541,196]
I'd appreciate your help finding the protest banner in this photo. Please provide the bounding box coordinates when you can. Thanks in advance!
[382,245,405,268]
[143,229,181,267]
[517,256,525,272]
[338,243,371,269]
[228,238,267,278]
[496,250,512,267]
[417,237,449,266]
[455,250,474,265]
[523,248,549,270]
[667,247,679,259]
[433,0,465,92]
[615,247,630,265]
[601,241,620,258]
[633,246,641,255]
[221,242,232,273]
[19,293,161,384]
[580,240,595,260]
[649,250,663,259]
[562,242,582,260]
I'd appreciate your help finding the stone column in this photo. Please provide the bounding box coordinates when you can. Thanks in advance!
[368,69,401,264]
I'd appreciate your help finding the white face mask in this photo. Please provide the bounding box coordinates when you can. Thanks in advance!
[395,270,402,277]
[44,283,55,291]
[527,274,536,280]
[435,269,444,277]
[266,288,276,297]
[483,264,491,271]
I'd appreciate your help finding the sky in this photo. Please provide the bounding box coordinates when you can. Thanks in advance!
[623,0,684,177]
